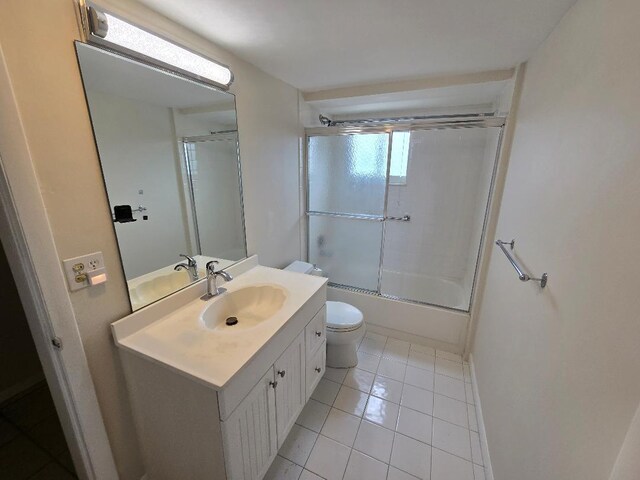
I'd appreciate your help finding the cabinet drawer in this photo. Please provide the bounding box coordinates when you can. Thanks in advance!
[306,342,326,399]
[305,305,326,357]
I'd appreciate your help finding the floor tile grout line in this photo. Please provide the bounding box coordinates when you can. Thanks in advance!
[339,404,366,480]
[302,374,357,479]
[465,380,478,480]
[328,333,385,479]
[294,421,323,472]
[331,365,473,416]
[0,381,50,410]
[0,408,77,478]
[26,463,50,479]
[360,344,468,383]
[429,353,436,479]
[301,335,474,479]
[342,354,473,426]
[431,445,478,469]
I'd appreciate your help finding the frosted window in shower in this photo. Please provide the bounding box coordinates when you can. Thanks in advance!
[389,131,410,185]
[308,215,383,291]
[381,127,501,310]
[308,133,389,216]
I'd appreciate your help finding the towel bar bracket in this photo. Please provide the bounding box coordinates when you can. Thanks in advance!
[539,273,548,288]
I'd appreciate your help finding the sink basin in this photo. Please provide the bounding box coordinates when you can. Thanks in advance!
[200,285,287,332]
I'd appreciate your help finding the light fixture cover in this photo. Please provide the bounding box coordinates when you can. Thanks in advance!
[87,7,233,88]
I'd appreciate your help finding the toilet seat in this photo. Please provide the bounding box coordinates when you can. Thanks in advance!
[326,301,363,332]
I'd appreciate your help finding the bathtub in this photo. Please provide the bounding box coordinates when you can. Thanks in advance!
[327,277,471,352]
[379,269,469,311]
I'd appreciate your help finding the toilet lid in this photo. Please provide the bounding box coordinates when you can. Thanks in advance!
[326,301,363,331]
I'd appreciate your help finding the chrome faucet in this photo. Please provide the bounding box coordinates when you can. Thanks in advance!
[174,254,199,281]
[201,260,233,300]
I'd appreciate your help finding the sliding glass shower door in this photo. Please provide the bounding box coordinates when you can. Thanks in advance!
[307,133,388,291]
[380,127,502,310]
[306,124,502,312]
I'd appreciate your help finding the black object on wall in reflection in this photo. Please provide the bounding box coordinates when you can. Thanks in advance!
[113,205,136,223]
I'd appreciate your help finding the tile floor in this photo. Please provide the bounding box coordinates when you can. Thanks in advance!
[0,383,77,479]
[265,332,485,480]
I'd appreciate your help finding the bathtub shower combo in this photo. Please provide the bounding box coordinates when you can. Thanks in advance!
[306,116,503,315]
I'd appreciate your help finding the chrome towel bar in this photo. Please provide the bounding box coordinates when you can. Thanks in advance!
[306,211,411,222]
[386,214,411,222]
[495,239,548,288]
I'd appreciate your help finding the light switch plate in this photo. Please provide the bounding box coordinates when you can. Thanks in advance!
[62,251,106,291]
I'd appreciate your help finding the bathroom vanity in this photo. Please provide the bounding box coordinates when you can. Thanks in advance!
[111,257,327,480]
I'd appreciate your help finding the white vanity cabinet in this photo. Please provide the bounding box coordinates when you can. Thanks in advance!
[222,306,326,480]
[114,267,327,480]
[222,332,306,479]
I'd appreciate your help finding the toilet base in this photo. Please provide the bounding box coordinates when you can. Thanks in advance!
[326,343,359,368]
[325,323,366,369]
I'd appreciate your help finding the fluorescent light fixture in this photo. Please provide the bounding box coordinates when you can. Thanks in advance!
[86,6,233,89]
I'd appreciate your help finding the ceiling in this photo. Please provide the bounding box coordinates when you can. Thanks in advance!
[137,0,577,91]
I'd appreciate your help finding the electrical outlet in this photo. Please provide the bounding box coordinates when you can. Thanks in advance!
[62,252,107,291]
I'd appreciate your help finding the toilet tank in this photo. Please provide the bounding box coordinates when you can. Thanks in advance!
[284,261,324,276]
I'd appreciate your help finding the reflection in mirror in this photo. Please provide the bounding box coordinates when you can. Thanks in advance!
[75,42,247,310]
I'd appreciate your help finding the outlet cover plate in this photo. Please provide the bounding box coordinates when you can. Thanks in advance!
[62,251,106,291]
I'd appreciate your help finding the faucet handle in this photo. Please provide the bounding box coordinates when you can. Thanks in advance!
[179,254,197,267]
[205,260,219,273]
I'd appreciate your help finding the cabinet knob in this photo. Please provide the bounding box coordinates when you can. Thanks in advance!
[277,370,286,378]
[315,331,322,337]
[315,367,321,373]
[269,380,278,389]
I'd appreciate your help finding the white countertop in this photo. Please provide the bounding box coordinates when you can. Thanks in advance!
[112,264,327,390]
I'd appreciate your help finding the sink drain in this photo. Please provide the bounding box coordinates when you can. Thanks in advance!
[226,316,238,326]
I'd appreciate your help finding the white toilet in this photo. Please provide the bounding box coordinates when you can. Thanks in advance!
[284,261,365,368]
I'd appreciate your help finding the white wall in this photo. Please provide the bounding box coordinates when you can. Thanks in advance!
[609,401,640,480]
[86,91,192,279]
[471,0,640,479]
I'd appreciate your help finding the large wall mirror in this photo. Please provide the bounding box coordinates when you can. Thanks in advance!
[76,42,247,310]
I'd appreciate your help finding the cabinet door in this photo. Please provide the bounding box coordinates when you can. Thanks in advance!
[221,368,277,480]
[274,332,306,448]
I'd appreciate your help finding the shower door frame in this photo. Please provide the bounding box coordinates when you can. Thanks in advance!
[304,115,506,313]
[180,131,247,259]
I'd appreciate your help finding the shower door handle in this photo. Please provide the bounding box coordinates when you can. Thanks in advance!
[385,215,411,222]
